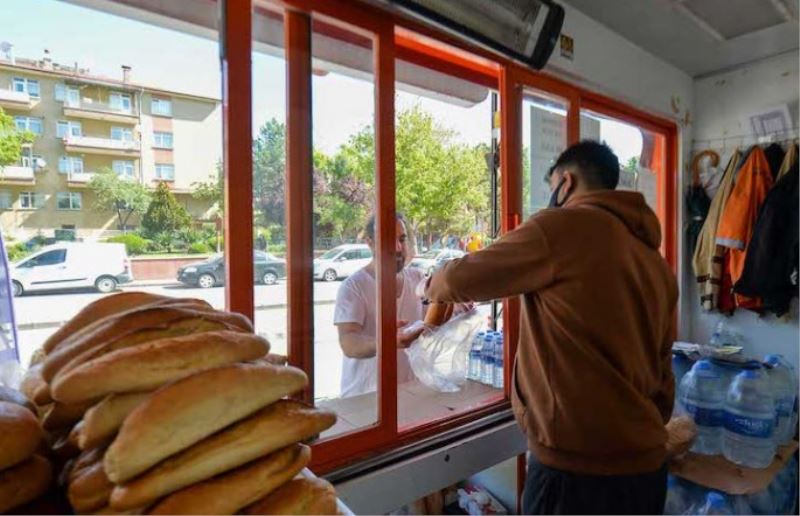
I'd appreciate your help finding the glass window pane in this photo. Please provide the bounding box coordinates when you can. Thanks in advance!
[311,18,378,438]
[250,3,288,369]
[522,91,569,218]
[394,51,502,430]
[2,0,224,368]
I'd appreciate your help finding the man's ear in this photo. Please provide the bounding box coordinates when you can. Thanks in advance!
[560,171,576,202]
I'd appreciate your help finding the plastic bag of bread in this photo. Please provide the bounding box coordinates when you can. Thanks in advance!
[406,309,483,393]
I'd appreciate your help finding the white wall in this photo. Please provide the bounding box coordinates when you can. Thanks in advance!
[688,51,800,367]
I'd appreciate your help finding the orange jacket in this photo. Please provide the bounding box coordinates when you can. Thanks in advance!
[716,147,774,309]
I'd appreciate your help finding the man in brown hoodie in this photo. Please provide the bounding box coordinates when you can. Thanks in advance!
[425,141,678,515]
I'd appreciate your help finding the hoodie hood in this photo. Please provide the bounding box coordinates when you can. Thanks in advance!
[564,190,662,249]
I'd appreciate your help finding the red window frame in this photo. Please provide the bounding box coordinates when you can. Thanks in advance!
[221,0,678,473]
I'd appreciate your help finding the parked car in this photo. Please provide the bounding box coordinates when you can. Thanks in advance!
[176,251,286,288]
[409,249,466,275]
[313,244,372,282]
[11,242,132,296]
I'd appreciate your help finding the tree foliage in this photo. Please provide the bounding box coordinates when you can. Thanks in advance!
[141,182,191,239]
[192,161,223,214]
[87,168,151,231]
[0,107,34,168]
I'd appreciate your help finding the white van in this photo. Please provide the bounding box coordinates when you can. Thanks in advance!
[313,244,373,282]
[11,242,133,296]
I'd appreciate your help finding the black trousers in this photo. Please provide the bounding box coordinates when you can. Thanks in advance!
[522,456,668,515]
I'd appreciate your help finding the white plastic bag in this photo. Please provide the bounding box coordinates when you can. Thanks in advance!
[407,309,484,392]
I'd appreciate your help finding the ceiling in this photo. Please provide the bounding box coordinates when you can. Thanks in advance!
[561,0,799,77]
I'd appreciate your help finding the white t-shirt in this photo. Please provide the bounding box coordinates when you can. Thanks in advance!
[334,267,426,398]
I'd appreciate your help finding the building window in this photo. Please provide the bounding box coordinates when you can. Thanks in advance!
[110,92,132,113]
[151,97,172,116]
[19,192,46,209]
[111,126,133,142]
[58,156,84,174]
[112,160,135,178]
[0,191,11,210]
[56,192,82,210]
[155,164,175,180]
[15,116,43,135]
[153,132,173,149]
[57,120,82,139]
[20,152,44,169]
[13,77,40,98]
[55,83,65,102]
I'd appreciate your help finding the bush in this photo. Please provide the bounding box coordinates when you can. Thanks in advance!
[267,243,286,255]
[188,241,212,254]
[105,233,149,256]
[5,242,28,262]
[206,235,221,252]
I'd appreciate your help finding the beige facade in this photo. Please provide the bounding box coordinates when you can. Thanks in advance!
[0,56,221,241]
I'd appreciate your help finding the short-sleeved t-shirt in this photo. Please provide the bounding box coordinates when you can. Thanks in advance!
[334,267,426,398]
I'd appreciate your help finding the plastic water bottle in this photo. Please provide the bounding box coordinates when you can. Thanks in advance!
[480,334,494,385]
[746,487,775,515]
[709,320,726,347]
[723,368,777,468]
[672,353,692,385]
[467,332,485,381]
[679,359,725,454]
[664,476,689,515]
[697,491,733,515]
[492,335,504,389]
[764,354,797,446]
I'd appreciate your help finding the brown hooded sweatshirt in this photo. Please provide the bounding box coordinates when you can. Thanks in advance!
[426,190,678,475]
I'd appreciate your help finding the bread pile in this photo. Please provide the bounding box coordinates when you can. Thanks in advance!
[0,393,52,512]
[16,292,338,515]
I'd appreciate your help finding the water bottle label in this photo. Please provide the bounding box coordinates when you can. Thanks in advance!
[684,403,723,427]
[724,412,774,438]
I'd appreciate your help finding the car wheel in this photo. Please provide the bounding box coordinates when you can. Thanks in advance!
[262,271,278,285]
[11,281,22,297]
[198,273,216,289]
[323,269,338,282]
[95,276,118,294]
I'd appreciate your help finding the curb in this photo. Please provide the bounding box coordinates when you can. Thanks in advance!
[16,299,336,332]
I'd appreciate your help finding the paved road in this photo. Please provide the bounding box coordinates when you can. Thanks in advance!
[12,280,346,399]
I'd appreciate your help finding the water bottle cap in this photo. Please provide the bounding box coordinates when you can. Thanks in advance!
[765,354,782,366]
[707,492,726,507]
[693,359,716,372]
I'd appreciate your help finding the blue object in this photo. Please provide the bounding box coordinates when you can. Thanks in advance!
[492,335,504,389]
[679,359,725,454]
[723,369,777,468]
[480,334,494,384]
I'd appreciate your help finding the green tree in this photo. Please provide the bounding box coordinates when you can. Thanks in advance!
[192,161,223,214]
[253,119,286,228]
[87,168,151,231]
[0,107,34,168]
[141,182,191,247]
[329,106,490,246]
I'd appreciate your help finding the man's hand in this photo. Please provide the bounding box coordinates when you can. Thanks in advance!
[397,320,425,348]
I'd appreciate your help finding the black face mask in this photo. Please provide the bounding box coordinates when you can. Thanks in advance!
[548,177,570,208]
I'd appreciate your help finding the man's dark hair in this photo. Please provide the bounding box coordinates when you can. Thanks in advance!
[548,140,620,190]
[362,212,407,241]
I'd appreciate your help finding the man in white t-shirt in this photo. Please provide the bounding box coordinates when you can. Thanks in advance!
[334,214,427,398]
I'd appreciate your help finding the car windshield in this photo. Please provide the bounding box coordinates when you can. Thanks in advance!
[320,248,343,260]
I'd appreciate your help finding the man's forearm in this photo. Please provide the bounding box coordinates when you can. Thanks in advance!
[340,332,377,358]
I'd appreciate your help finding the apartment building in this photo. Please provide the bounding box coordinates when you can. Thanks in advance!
[0,52,221,241]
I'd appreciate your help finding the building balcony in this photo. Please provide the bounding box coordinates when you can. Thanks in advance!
[66,171,96,185]
[63,99,138,124]
[64,135,141,157]
[0,165,35,183]
[0,89,38,111]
